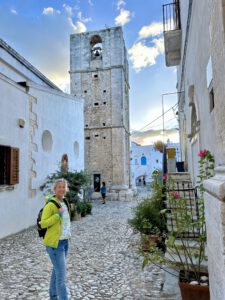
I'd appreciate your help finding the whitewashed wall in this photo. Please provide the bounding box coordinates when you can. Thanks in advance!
[177,0,216,183]
[131,143,163,185]
[0,42,84,238]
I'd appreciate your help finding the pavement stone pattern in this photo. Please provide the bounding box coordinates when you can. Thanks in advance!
[0,197,181,300]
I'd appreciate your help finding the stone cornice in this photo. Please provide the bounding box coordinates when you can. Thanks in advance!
[204,166,225,202]
[85,125,130,135]
[69,65,130,88]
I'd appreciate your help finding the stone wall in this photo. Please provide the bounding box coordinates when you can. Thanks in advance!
[70,27,131,194]
[177,0,216,183]
[176,0,225,298]
[203,1,225,299]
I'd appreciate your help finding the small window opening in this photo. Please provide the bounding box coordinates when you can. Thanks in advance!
[103,137,106,139]
[94,74,98,78]
[103,90,106,93]
[103,101,106,105]
[209,87,215,112]
[85,137,90,140]
[84,90,87,93]
[95,134,99,137]
[85,124,89,128]
[94,102,99,106]
[102,123,106,126]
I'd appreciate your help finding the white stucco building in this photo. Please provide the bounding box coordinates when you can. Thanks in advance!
[130,142,162,186]
[130,142,181,186]
[163,0,225,298]
[0,39,84,238]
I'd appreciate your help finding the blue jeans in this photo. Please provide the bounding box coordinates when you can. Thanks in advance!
[46,240,69,300]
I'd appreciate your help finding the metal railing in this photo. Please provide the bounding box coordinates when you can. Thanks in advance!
[163,1,181,32]
[166,181,202,238]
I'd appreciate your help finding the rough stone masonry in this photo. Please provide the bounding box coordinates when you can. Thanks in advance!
[70,27,132,200]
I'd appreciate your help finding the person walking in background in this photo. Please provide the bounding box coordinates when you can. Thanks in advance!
[87,182,94,201]
[100,181,107,204]
[40,178,71,300]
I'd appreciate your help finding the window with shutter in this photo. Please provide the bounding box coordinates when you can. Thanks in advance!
[9,148,19,185]
[0,146,19,185]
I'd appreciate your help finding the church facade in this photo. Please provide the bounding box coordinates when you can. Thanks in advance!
[70,27,132,199]
[0,39,84,238]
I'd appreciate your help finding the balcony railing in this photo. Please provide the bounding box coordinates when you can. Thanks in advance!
[163,1,181,32]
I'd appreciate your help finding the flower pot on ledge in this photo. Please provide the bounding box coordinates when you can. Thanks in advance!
[141,234,158,252]
[179,270,210,300]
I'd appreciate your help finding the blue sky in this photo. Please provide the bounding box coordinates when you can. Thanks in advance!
[0,0,178,141]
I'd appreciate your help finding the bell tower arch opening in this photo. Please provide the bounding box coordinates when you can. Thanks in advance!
[90,35,102,60]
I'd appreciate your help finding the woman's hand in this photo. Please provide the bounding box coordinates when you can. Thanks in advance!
[59,207,64,215]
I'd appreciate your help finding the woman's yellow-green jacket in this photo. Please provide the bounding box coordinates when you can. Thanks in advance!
[40,195,71,248]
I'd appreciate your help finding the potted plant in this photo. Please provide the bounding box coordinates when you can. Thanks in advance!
[153,140,166,153]
[142,149,214,300]
[40,169,90,221]
[128,169,167,252]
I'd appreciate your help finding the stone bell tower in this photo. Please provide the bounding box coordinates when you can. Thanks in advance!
[70,26,132,200]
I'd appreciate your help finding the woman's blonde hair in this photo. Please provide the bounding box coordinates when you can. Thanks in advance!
[53,178,69,192]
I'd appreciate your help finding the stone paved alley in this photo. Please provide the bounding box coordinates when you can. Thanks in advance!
[0,198,181,300]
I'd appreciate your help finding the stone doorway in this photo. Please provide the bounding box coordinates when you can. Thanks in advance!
[93,174,101,192]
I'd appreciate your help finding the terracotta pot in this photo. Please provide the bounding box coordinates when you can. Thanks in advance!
[179,270,210,300]
[141,234,158,252]
[72,212,81,221]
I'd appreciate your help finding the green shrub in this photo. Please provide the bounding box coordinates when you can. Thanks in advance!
[40,170,90,206]
[85,202,92,214]
[128,198,166,234]
[80,202,87,217]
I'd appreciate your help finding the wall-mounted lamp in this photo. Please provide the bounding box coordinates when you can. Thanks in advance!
[18,118,25,128]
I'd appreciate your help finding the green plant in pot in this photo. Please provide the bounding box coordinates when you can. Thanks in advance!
[40,169,90,220]
[142,149,214,300]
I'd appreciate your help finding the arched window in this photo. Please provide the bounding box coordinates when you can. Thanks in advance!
[42,130,53,152]
[90,35,102,60]
[61,154,68,173]
[141,156,147,165]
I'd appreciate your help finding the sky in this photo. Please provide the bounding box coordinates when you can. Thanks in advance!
[0,0,179,144]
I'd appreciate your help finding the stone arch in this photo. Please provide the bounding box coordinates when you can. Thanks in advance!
[90,35,102,59]
[42,130,53,152]
[61,154,68,173]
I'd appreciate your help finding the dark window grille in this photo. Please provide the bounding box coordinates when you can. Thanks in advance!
[166,181,201,238]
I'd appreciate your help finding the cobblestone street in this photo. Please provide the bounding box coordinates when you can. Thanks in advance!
[0,198,181,300]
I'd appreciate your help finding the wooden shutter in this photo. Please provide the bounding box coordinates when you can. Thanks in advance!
[9,147,19,185]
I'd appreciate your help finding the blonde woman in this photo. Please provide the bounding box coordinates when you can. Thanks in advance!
[40,178,71,300]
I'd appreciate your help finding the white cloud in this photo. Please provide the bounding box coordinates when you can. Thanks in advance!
[77,11,92,23]
[42,7,60,15]
[128,38,164,71]
[138,22,163,39]
[0,3,88,91]
[117,0,126,10]
[115,8,131,26]
[63,4,73,18]
[88,0,94,6]
[63,4,87,33]
[10,8,17,15]
[70,20,87,33]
